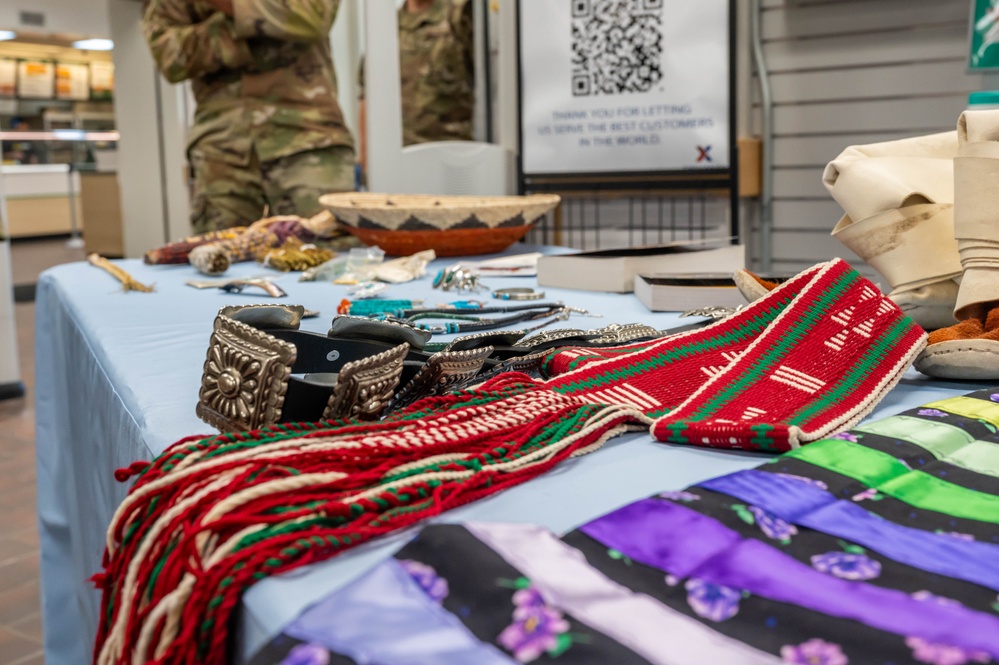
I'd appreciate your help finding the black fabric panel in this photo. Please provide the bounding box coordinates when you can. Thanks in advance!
[759,458,999,542]
[564,529,923,665]
[395,525,654,665]
[674,489,999,615]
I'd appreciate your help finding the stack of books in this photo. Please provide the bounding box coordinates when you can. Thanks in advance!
[633,273,748,312]
[536,242,745,294]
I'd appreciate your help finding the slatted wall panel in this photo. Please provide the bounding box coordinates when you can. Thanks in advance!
[525,195,730,251]
[753,0,997,276]
[526,196,731,250]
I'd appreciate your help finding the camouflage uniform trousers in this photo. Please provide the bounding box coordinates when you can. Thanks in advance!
[190,145,355,233]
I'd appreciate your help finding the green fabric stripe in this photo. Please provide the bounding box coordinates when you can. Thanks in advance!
[855,416,975,457]
[688,270,857,419]
[880,471,999,524]
[789,438,999,524]
[850,396,999,477]
[946,442,999,478]
[926,396,999,428]
[750,423,779,452]
[787,438,908,486]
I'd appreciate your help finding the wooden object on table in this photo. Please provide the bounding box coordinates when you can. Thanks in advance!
[87,253,153,292]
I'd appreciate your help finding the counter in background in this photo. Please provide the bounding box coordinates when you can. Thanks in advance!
[1,163,81,238]
[2,163,124,256]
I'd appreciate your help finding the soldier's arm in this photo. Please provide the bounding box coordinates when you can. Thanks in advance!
[142,0,253,83]
[230,0,337,44]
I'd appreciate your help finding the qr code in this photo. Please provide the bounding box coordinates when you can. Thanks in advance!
[571,0,663,96]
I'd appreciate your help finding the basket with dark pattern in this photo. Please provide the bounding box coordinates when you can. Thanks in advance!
[319,192,561,256]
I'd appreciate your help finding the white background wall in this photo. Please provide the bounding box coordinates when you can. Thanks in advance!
[109,0,191,256]
[332,0,363,139]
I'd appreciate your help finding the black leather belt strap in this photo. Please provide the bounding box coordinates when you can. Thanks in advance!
[196,306,496,433]
[196,306,713,433]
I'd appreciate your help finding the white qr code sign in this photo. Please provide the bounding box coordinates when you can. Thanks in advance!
[519,0,730,176]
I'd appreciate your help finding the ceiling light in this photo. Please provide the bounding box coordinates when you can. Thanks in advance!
[0,31,16,42]
[53,129,86,141]
[71,38,114,51]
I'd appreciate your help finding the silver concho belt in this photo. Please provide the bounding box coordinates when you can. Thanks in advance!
[196,306,692,433]
[196,305,493,432]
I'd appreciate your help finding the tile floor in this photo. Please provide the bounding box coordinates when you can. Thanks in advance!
[0,237,87,665]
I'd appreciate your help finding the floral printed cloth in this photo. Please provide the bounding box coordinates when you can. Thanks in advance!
[251,388,999,665]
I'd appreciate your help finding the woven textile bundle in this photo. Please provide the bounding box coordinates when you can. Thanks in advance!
[94,376,644,664]
[93,259,926,664]
[545,258,927,451]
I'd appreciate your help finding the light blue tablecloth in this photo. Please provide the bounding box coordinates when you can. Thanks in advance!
[33,248,990,665]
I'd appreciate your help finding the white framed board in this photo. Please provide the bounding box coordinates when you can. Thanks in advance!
[17,60,55,99]
[56,63,90,101]
[518,0,732,180]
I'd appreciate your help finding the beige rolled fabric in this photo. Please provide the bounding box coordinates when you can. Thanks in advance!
[954,110,999,321]
[823,132,958,219]
[823,132,963,330]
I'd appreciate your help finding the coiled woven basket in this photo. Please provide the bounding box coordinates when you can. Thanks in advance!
[319,192,561,256]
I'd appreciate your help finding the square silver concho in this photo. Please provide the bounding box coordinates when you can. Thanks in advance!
[196,315,297,432]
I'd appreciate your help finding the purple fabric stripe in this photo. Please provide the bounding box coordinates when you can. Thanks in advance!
[580,500,999,659]
[699,470,999,591]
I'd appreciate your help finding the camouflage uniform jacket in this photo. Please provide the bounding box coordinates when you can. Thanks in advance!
[361,0,474,146]
[143,0,354,167]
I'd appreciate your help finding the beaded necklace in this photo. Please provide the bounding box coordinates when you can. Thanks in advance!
[342,298,585,334]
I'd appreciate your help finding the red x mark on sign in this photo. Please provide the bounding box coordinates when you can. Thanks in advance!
[696,145,712,163]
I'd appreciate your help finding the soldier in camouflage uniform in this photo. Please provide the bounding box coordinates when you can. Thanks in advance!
[142,0,356,233]
[359,0,474,169]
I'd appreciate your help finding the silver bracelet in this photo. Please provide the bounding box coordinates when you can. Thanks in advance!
[492,287,544,301]
[433,264,485,293]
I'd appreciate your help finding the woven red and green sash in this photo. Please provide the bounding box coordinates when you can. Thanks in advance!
[93,258,924,664]
[544,258,926,451]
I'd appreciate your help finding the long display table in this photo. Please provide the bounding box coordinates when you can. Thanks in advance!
[33,248,985,664]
